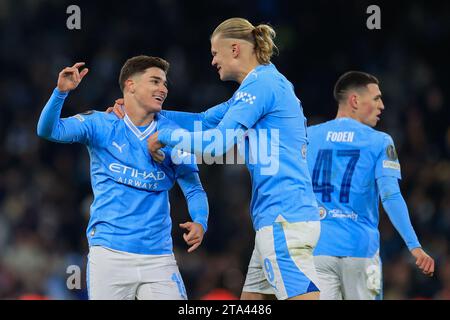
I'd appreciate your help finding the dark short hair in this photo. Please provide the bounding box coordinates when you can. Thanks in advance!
[333,71,379,103]
[119,55,169,92]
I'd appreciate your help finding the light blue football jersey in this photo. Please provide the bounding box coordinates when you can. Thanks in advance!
[307,118,402,257]
[39,91,200,254]
[186,63,320,230]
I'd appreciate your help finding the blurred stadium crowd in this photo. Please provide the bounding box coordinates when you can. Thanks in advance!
[0,0,449,299]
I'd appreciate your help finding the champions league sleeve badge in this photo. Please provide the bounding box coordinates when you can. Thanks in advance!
[383,144,400,170]
[386,144,398,160]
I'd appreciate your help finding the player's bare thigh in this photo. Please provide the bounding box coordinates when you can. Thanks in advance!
[241,291,318,300]
[241,291,276,300]
[288,291,320,300]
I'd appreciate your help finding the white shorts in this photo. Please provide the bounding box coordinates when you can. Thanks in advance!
[242,221,321,300]
[313,252,382,300]
[87,246,187,300]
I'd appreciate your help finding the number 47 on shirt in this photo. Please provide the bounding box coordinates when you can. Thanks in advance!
[311,149,360,204]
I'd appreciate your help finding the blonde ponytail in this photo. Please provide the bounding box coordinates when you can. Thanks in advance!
[212,18,278,64]
[252,24,277,64]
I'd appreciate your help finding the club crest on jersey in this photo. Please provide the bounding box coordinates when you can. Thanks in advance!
[235,91,256,105]
[386,144,398,160]
[318,207,327,220]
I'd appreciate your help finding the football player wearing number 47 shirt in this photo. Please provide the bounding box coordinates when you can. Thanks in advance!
[307,71,434,300]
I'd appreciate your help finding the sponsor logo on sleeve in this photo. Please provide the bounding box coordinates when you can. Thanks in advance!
[72,114,85,122]
[382,160,400,170]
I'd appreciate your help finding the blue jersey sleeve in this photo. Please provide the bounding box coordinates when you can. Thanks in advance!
[177,172,209,233]
[158,116,246,157]
[225,77,274,129]
[201,100,231,129]
[377,176,421,250]
[168,146,200,178]
[157,116,200,177]
[160,110,204,132]
[160,100,230,131]
[37,88,96,145]
[375,134,402,180]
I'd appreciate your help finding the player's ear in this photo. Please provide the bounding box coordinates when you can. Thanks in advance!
[231,43,240,58]
[348,93,358,112]
[125,79,135,94]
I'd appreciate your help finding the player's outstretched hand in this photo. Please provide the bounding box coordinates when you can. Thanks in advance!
[105,98,125,118]
[411,247,435,277]
[179,222,204,253]
[147,132,166,163]
[57,62,89,93]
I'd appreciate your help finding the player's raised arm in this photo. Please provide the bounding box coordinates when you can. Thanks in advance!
[176,171,209,253]
[37,63,93,144]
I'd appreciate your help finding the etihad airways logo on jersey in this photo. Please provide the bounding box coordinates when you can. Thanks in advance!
[108,163,166,190]
[109,163,166,180]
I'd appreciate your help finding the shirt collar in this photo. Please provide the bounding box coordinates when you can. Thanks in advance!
[124,114,158,140]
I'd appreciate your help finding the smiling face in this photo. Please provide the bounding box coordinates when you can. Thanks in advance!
[210,35,239,82]
[127,67,168,113]
[353,83,384,127]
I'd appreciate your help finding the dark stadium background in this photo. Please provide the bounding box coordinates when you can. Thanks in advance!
[0,0,449,299]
